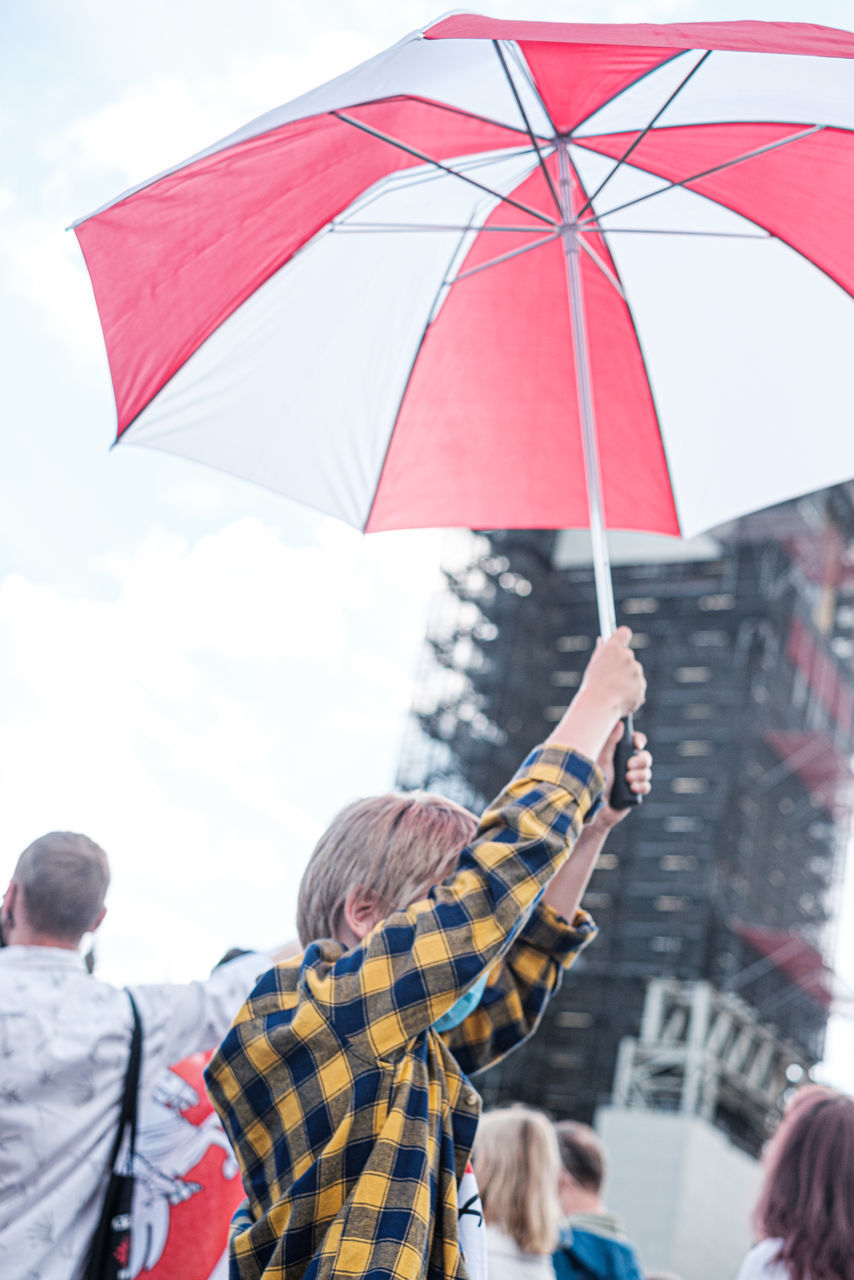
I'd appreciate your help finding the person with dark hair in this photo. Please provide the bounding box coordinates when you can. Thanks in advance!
[0,832,292,1280]
[553,1122,643,1280]
[736,1084,854,1280]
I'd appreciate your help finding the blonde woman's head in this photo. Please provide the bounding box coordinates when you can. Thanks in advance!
[296,791,477,946]
[473,1105,561,1255]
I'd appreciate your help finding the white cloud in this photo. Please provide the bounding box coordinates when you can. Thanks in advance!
[66,78,235,192]
[0,516,442,980]
[163,476,229,519]
[91,517,357,669]
[65,31,381,201]
[608,0,694,16]
[6,216,102,358]
[350,647,418,706]
[3,23,381,354]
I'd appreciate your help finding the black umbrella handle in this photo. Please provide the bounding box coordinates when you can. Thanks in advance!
[610,714,643,810]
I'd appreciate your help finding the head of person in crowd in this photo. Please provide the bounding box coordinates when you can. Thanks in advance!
[752,1084,854,1280]
[554,1121,608,1217]
[552,1120,645,1280]
[1,831,109,949]
[473,1105,562,1257]
[296,791,477,948]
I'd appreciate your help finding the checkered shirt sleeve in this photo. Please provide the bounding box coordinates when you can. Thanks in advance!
[440,902,597,1076]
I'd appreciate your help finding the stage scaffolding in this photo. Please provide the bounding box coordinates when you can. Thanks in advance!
[396,485,854,1156]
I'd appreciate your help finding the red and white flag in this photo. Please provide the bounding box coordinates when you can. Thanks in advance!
[130,1052,244,1280]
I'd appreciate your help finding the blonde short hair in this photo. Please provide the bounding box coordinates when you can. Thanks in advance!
[296,791,477,946]
[473,1105,561,1255]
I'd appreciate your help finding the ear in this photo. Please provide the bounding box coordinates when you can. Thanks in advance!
[91,906,107,934]
[342,885,387,942]
[1,881,17,928]
[557,1166,578,1207]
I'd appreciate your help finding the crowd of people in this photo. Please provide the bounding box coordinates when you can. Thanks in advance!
[1,630,853,1280]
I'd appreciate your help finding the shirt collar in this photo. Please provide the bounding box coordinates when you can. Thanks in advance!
[0,944,87,970]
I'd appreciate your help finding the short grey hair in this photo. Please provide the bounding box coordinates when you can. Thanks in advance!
[15,832,110,942]
[296,792,477,946]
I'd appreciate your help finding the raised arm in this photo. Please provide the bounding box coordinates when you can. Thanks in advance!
[291,630,645,1061]
[444,721,652,1075]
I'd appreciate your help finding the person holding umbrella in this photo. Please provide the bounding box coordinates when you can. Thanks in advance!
[206,628,650,1280]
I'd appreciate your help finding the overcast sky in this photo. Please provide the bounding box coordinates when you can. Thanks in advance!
[4,0,854,1085]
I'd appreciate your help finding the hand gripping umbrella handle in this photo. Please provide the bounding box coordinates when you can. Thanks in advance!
[610,714,643,810]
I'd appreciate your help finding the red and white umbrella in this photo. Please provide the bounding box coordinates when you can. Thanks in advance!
[74,15,854,633]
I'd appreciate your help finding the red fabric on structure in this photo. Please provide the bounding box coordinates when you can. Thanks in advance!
[764,729,854,820]
[520,43,678,135]
[787,619,854,737]
[733,922,833,1009]
[576,124,854,297]
[424,15,854,61]
[73,102,523,437]
[367,154,678,534]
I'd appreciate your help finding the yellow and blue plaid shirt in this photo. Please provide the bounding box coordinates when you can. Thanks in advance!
[206,744,604,1280]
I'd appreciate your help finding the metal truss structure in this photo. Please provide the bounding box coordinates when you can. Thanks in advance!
[612,979,810,1140]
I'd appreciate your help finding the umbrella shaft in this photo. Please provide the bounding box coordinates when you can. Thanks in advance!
[558,142,617,639]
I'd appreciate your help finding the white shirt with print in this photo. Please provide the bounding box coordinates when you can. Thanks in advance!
[0,945,271,1280]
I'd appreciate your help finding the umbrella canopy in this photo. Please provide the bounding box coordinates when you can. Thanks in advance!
[74,16,854,552]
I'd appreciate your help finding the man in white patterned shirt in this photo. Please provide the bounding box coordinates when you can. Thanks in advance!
[0,831,284,1280]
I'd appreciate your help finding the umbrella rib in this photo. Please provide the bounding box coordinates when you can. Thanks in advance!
[339,143,537,216]
[331,222,553,234]
[331,110,558,227]
[451,233,560,283]
[566,154,629,300]
[492,40,562,217]
[503,40,561,136]
[577,239,626,300]
[332,145,538,229]
[566,149,683,534]
[578,226,770,239]
[344,92,538,140]
[578,123,825,225]
[575,49,713,219]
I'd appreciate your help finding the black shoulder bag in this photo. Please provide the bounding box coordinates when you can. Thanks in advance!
[83,990,142,1280]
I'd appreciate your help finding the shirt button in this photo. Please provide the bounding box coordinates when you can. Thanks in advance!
[464,1089,478,1106]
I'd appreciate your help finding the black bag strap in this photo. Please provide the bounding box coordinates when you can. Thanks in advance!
[106,990,143,1173]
